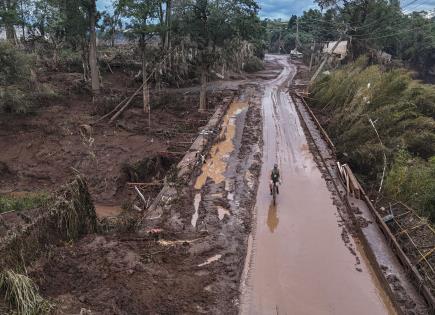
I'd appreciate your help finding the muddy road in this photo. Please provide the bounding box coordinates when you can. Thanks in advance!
[240,55,395,314]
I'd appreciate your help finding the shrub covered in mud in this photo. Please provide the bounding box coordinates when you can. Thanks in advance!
[0,176,96,314]
[243,56,265,73]
[0,269,53,315]
[309,56,435,221]
[0,176,97,269]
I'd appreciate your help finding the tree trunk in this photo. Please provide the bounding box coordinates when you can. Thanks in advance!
[164,0,172,50]
[5,24,17,45]
[89,0,100,95]
[142,49,150,114]
[111,27,115,47]
[199,65,207,112]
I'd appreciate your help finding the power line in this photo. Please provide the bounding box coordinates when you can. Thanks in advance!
[355,18,432,37]
[402,0,421,9]
[354,23,433,41]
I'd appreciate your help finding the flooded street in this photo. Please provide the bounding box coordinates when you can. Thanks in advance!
[240,55,394,315]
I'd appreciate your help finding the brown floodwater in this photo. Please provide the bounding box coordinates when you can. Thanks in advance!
[194,101,249,190]
[94,205,122,218]
[240,55,395,315]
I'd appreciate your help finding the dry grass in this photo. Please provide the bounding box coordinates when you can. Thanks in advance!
[0,270,53,315]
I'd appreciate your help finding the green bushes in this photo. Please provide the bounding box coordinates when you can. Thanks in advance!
[0,43,32,86]
[0,43,59,114]
[385,151,435,221]
[310,57,435,221]
[0,43,33,114]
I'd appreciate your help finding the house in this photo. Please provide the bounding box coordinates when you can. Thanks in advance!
[290,49,303,58]
[376,50,392,64]
[323,41,348,60]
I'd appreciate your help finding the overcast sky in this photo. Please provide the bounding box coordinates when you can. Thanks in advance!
[97,0,435,20]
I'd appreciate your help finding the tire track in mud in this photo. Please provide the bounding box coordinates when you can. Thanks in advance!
[240,55,395,315]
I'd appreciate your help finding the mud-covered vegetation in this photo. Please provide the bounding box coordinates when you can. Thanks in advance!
[310,57,435,221]
[0,176,96,314]
[0,269,53,315]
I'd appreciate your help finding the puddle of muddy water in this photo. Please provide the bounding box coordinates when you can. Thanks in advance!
[198,254,222,267]
[191,193,202,227]
[266,203,279,233]
[194,101,249,190]
[94,205,123,218]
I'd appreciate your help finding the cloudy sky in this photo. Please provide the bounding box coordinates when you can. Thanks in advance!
[97,0,435,20]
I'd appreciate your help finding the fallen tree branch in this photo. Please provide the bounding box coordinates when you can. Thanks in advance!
[108,83,145,124]
[108,47,178,123]
[92,97,128,125]
[134,185,147,207]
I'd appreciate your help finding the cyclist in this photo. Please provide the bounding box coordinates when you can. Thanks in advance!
[270,164,280,195]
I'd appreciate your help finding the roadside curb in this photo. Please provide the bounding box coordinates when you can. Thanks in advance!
[291,91,433,314]
[139,95,236,226]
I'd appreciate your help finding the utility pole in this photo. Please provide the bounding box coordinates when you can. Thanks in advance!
[311,24,348,82]
[309,40,315,71]
[296,17,299,50]
[310,37,342,82]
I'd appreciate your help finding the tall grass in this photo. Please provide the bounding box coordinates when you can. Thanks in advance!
[0,193,50,214]
[310,56,435,221]
[0,270,53,315]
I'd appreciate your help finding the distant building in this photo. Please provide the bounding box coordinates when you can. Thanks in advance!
[323,41,348,60]
[376,50,392,64]
[290,49,303,58]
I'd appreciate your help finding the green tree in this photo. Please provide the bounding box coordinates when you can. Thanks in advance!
[100,8,122,47]
[179,0,261,111]
[116,0,160,113]
[0,0,20,44]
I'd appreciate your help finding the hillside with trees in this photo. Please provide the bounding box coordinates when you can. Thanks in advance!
[277,0,435,222]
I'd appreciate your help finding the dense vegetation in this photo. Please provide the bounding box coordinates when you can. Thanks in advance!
[0,0,267,113]
[310,57,435,221]
[267,0,435,77]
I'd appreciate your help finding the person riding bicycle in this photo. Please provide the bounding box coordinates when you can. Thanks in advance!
[270,164,280,195]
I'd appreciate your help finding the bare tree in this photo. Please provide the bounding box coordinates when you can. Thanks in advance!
[88,0,100,94]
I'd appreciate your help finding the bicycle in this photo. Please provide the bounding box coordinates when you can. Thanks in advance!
[271,181,278,205]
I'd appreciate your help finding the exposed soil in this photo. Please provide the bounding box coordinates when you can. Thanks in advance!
[0,67,234,212]
[0,58,278,314]
[24,86,264,314]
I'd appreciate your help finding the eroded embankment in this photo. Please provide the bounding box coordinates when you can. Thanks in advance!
[0,176,97,313]
[0,83,265,314]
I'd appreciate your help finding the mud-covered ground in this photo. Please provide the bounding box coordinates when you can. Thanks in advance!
[24,85,264,314]
[292,62,429,314]
[0,59,282,314]
[0,67,236,214]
